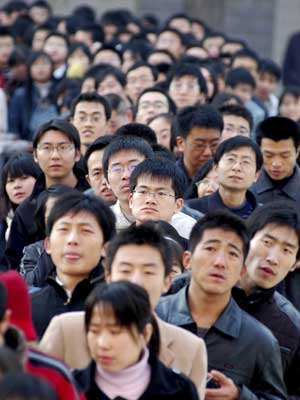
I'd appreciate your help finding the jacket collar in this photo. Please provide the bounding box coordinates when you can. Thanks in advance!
[155,315,175,367]
[233,285,275,307]
[211,189,258,209]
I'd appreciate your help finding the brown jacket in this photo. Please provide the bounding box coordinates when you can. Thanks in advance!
[40,311,207,400]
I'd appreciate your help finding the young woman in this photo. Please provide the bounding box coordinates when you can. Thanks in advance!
[184,159,218,199]
[278,87,300,122]
[74,281,199,400]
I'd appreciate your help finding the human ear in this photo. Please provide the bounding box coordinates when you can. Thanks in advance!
[176,136,185,153]
[174,198,183,214]
[44,237,51,255]
[182,251,192,270]
[143,322,153,345]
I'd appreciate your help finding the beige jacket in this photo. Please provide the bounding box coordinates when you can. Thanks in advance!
[40,311,207,399]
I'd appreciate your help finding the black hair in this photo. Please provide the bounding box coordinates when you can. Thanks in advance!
[256,116,300,149]
[214,135,263,171]
[85,281,160,355]
[0,347,22,375]
[93,45,123,65]
[0,372,58,400]
[225,67,256,89]
[147,113,176,151]
[105,93,129,113]
[122,40,153,64]
[46,191,116,243]
[184,159,215,199]
[96,65,126,87]
[115,122,157,144]
[126,61,157,81]
[219,104,253,132]
[0,26,14,39]
[33,118,81,150]
[53,77,81,110]
[158,27,184,44]
[136,87,177,116]
[279,86,300,109]
[68,42,92,62]
[84,135,114,168]
[231,48,259,68]
[45,31,70,48]
[75,22,104,44]
[2,1,28,14]
[258,58,281,81]
[151,143,176,161]
[0,282,7,322]
[211,92,243,108]
[174,105,223,139]
[70,91,112,121]
[72,5,95,22]
[102,135,154,180]
[189,210,250,260]
[106,222,173,277]
[129,157,187,199]
[167,62,207,95]
[246,201,300,259]
[30,1,52,11]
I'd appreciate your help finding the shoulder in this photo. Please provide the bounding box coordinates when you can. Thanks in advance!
[274,291,300,329]
[50,311,85,331]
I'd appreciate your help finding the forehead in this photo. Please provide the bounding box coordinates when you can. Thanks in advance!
[172,74,198,83]
[139,91,168,104]
[221,146,256,160]
[223,114,250,128]
[127,66,152,78]
[159,31,180,41]
[136,175,173,189]
[188,127,221,140]
[38,130,71,144]
[45,35,66,45]
[88,149,104,167]
[198,228,244,250]
[108,149,145,165]
[112,243,165,266]
[260,137,295,151]
[251,223,299,247]
[52,210,102,229]
[74,101,105,113]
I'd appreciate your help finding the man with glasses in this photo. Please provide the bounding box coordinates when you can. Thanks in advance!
[3,119,89,271]
[125,62,157,104]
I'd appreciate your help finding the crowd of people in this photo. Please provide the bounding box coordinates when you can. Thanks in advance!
[0,1,299,399]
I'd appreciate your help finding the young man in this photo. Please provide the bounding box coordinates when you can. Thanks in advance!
[125,62,156,104]
[252,116,300,211]
[3,118,89,271]
[84,135,116,205]
[40,223,207,399]
[102,135,154,231]
[129,157,196,239]
[30,191,115,338]
[105,93,133,135]
[70,92,111,155]
[234,203,300,399]
[43,32,69,81]
[219,104,253,141]
[175,105,223,183]
[168,63,207,110]
[156,211,286,400]
[155,27,185,59]
[187,136,262,219]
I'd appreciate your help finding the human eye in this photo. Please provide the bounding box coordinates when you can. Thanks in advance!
[262,237,272,246]
[136,189,147,195]
[59,144,69,151]
[111,165,122,174]
[157,191,168,198]
[229,250,239,258]
[128,163,138,172]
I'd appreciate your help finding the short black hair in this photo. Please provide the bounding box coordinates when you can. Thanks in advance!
[126,61,157,81]
[0,26,14,39]
[225,67,256,89]
[106,222,173,276]
[151,143,176,161]
[212,92,243,108]
[219,104,253,131]
[70,92,112,121]
[256,116,300,149]
[158,27,184,44]
[247,201,300,259]
[103,135,154,180]
[175,105,223,139]
[189,210,249,260]
[258,58,281,81]
[94,45,123,65]
[46,191,116,243]
[96,65,126,88]
[105,93,129,114]
[115,122,157,144]
[136,87,177,116]
[167,62,207,95]
[75,22,104,43]
[129,157,187,199]
[214,135,263,172]
[45,31,70,47]
[68,42,92,62]
[84,135,114,168]
[32,118,81,150]
[232,48,259,69]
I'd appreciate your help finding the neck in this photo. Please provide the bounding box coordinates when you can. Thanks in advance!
[119,199,133,220]
[45,172,77,189]
[183,157,197,178]
[238,274,258,296]
[188,279,231,328]
[56,270,87,293]
[219,185,246,207]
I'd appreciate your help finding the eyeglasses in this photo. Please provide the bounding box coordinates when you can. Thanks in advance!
[74,114,104,124]
[108,163,138,175]
[133,188,175,200]
[37,144,75,155]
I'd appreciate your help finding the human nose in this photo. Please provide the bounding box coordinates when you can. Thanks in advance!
[96,331,111,350]
[266,246,280,266]
[13,178,22,188]
[50,147,61,158]
[231,160,242,171]
[66,228,79,245]
[129,271,144,286]
[271,157,282,167]
[213,250,226,268]
[202,143,213,158]
[145,192,157,203]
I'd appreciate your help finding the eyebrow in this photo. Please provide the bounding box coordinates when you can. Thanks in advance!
[110,159,140,166]
[118,261,158,267]
[137,184,171,191]
[225,152,253,159]
[203,239,242,254]
[263,233,298,249]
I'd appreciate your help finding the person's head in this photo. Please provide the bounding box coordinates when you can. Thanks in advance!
[27,50,53,84]
[155,27,185,59]
[187,210,249,298]
[167,13,191,34]
[70,92,111,154]
[219,104,253,141]
[29,1,52,24]
[211,92,243,109]
[184,159,218,199]
[93,45,122,68]
[214,136,262,193]
[199,64,218,101]
[31,22,52,51]
[115,122,157,145]
[225,67,256,104]
[147,49,175,67]
[32,118,81,185]
[175,105,223,177]
[279,87,300,122]
[0,26,15,67]
[45,192,116,289]
[129,157,186,224]
[168,63,207,109]
[1,153,40,213]
[256,116,300,180]
[148,113,174,151]
[85,281,157,372]
[135,88,176,124]
[244,202,300,291]
[186,45,209,61]
[256,58,281,102]
[84,135,116,205]
[66,42,91,77]
[43,31,69,67]
[105,93,133,134]
[126,62,156,104]
[231,48,259,80]
[105,223,173,308]
[103,136,154,204]
[96,66,126,99]
[202,33,226,58]
[74,22,104,50]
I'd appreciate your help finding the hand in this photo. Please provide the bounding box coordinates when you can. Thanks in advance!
[205,370,239,400]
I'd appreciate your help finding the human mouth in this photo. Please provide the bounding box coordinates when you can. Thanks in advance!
[269,170,282,178]
[64,252,81,261]
[208,272,226,281]
[259,266,276,277]
[98,356,114,365]
[141,207,158,213]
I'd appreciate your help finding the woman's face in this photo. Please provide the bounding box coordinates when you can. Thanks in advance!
[200,67,215,100]
[67,48,90,74]
[279,94,300,121]
[5,175,36,206]
[81,77,96,93]
[196,168,218,198]
[87,305,150,372]
[148,117,172,150]
[30,55,52,83]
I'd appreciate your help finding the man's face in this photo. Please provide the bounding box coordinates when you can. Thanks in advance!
[107,150,146,203]
[74,31,93,49]
[32,29,49,51]
[45,211,104,279]
[256,72,278,101]
[169,18,191,34]
[30,6,49,24]
[34,130,80,181]
[136,92,169,124]
[230,84,254,104]
[216,146,258,191]
[169,75,203,109]
[72,101,108,151]
[44,36,68,65]
[232,57,258,80]
[180,127,220,174]
[129,176,182,224]
[245,224,298,289]
[93,50,121,68]
[155,31,183,59]
[203,36,225,58]
[279,95,300,121]
[97,75,125,98]
[106,244,171,309]
[0,35,14,66]
[148,117,171,150]
[189,228,245,296]
[221,115,250,141]
[260,137,299,180]
[86,150,116,205]
[126,66,155,104]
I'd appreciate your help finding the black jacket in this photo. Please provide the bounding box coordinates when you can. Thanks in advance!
[233,286,300,400]
[187,189,258,219]
[73,350,199,400]
[156,286,287,400]
[2,167,89,271]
